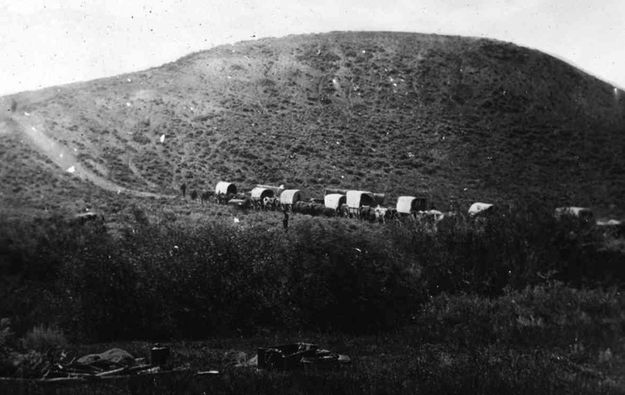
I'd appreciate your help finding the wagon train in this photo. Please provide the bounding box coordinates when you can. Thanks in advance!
[207,180,615,228]
[185,180,617,230]
[209,181,445,223]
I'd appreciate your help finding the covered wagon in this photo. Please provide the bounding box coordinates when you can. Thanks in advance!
[251,186,276,200]
[468,202,494,217]
[396,196,428,215]
[554,206,594,224]
[251,185,284,210]
[215,181,237,204]
[345,190,375,217]
[346,190,375,208]
[215,181,237,195]
[596,218,624,238]
[279,189,302,210]
[324,193,346,211]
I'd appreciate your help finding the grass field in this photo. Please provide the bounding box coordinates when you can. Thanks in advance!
[1,206,625,393]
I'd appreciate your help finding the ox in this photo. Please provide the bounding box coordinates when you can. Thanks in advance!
[373,205,396,223]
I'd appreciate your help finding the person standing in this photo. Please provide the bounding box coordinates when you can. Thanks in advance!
[282,209,289,232]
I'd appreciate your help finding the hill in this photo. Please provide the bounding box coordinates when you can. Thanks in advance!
[1,31,624,218]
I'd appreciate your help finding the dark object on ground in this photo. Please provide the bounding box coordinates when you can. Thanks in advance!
[71,211,105,225]
[34,345,217,380]
[76,348,134,369]
[228,198,251,211]
[2,368,219,394]
[256,343,350,371]
[150,346,170,367]
[40,347,151,379]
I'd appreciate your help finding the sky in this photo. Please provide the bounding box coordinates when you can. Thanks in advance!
[1,0,624,96]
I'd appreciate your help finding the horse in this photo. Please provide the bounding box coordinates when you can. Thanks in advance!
[200,191,214,205]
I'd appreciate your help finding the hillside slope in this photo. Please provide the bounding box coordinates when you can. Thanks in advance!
[2,31,624,216]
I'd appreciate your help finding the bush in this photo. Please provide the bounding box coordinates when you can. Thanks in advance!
[0,216,106,334]
[0,319,50,378]
[0,318,14,376]
[21,325,68,352]
[1,204,624,342]
[53,217,425,340]
[281,219,424,331]
[387,202,613,296]
[415,282,625,349]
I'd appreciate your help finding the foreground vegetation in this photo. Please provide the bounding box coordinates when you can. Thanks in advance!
[1,205,625,392]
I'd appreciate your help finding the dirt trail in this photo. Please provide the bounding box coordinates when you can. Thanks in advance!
[2,114,175,199]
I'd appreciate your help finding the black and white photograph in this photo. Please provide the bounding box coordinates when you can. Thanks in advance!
[1,0,624,393]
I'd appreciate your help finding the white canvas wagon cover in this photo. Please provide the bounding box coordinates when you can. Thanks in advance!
[279,189,302,205]
[596,219,621,227]
[251,186,275,200]
[346,190,375,209]
[215,181,236,195]
[324,194,346,210]
[468,202,494,216]
[396,196,417,214]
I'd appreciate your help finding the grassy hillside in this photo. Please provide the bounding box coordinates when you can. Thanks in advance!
[1,31,624,217]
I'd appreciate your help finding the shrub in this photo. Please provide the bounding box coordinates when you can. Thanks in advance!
[49,216,428,340]
[21,325,67,352]
[0,319,13,375]
[0,319,49,378]
[281,218,424,331]
[415,282,625,350]
[2,204,625,342]
[387,202,611,296]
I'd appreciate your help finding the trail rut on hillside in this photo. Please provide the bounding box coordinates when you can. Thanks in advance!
[2,114,174,199]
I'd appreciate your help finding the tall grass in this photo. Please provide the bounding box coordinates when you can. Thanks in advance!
[20,325,67,352]
[0,204,623,342]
